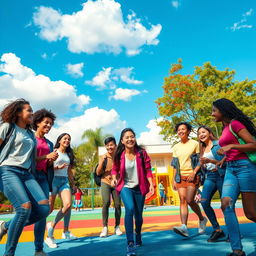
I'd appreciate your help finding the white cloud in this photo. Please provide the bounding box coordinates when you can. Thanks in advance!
[137,119,167,145]
[171,1,180,9]
[48,107,126,145]
[113,67,143,85]
[0,53,91,114]
[33,0,162,55]
[41,52,57,60]
[85,67,112,90]
[230,9,254,31]
[86,66,143,90]
[110,88,142,101]
[66,63,84,78]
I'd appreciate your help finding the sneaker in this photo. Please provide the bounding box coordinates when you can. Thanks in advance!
[173,225,189,237]
[135,233,142,247]
[114,226,123,236]
[62,231,77,240]
[207,230,225,242]
[34,251,48,256]
[46,222,54,238]
[226,251,246,256]
[44,236,57,249]
[99,226,108,237]
[198,217,208,234]
[0,221,7,241]
[127,242,136,256]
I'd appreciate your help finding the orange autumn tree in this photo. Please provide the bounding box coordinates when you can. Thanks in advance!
[155,59,256,140]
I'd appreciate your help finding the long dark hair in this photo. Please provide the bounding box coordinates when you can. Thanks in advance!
[114,128,142,164]
[1,98,30,125]
[213,98,256,136]
[197,125,217,156]
[54,133,75,166]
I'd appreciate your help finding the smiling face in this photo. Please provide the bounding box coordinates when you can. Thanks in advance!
[212,105,223,122]
[59,134,71,149]
[36,117,53,135]
[121,131,136,150]
[176,124,190,140]
[198,127,211,144]
[105,140,116,155]
[17,104,33,125]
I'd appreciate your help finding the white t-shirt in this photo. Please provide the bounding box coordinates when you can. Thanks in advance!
[203,150,216,170]
[0,123,34,169]
[54,150,70,177]
[124,156,139,188]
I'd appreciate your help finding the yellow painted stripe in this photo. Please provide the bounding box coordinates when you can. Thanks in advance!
[0,216,251,244]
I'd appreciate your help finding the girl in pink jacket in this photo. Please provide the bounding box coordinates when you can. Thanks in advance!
[112,128,154,256]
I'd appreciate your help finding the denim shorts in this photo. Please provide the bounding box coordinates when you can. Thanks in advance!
[222,159,256,197]
[51,176,70,196]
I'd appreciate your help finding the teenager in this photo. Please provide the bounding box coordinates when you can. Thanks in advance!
[171,122,207,237]
[0,99,49,256]
[96,136,122,237]
[112,128,154,256]
[212,98,256,256]
[158,180,166,206]
[45,133,77,248]
[32,108,58,256]
[197,125,226,242]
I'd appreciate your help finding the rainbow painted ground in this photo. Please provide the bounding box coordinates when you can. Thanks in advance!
[1,202,256,256]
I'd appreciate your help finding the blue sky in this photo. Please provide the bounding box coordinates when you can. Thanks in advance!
[0,0,255,145]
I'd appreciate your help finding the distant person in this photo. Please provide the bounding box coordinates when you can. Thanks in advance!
[0,99,49,256]
[212,98,256,256]
[74,187,84,211]
[158,180,165,205]
[112,128,154,256]
[171,122,207,237]
[45,133,77,249]
[96,136,122,237]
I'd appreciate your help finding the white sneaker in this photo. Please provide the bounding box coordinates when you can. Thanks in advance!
[0,221,7,241]
[46,222,54,238]
[99,226,108,237]
[173,225,189,237]
[62,231,78,240]
[34,251,48,256]
[44,236,57,248]
[115,226,123,236]
[198,217,208,234]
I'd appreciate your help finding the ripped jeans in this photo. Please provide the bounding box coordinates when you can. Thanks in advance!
[0,166,49,256]
[221,159,256,251]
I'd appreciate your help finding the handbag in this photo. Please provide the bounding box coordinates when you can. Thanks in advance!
[229,124,256,164]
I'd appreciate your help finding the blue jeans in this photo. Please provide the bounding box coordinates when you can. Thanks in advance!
[0,166,49,256]
[201,171,224,230]
[120,186,145,244]
[221,159,256,251]
[34,171,50,252]
[51,176,70,196]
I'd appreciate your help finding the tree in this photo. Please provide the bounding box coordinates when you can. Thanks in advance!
[155,59,256,140]
[73,128,112,187]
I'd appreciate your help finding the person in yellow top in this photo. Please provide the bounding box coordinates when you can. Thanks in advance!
[171,122,208,237]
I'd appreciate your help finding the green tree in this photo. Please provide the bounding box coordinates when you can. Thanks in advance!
[156,60,256,140]
[73,128,112,187]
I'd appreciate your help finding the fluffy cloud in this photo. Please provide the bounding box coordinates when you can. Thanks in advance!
[33,0,162,55]
[66,63,84,78]
[137,119,167,145]
[48,107,126,145]
[110,88,145,101]
[86,66,143,90]
[85,67,112,89]
[0,53,91,114]
[230,8,254,31]
[171,1,180,9]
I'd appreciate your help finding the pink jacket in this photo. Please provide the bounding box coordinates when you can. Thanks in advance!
[111,149,153,196]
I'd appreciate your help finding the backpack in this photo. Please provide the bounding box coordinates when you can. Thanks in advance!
[94,157,108,186]
[0,123,15,154]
